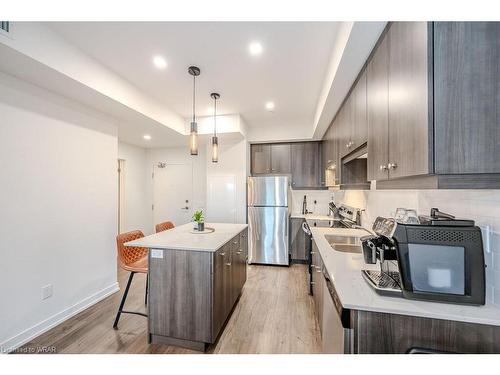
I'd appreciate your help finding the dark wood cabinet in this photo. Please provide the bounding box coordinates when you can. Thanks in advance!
[291,142,322,189]
[289,218,307,262]
[387,21,432,179]
[250,144,271,174]
[250,141,324,189]
[270,143,291,174]
[311,241,324,335]
[338,103,351,158]
[434,22,500,174]
[351,69,368,150]
[367,33,390,181]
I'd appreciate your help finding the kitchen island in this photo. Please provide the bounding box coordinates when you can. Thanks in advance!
[125,223,248,351]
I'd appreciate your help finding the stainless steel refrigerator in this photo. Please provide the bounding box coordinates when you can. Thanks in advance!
[247,176,290,265]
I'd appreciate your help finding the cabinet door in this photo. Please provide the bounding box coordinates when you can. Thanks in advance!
[352,69,368,149]
[367,33,390,181]
[332,121,341,185]
[290,218,307,261]
[270,143,291,174]
[338,102,352,158]
[434,22,500,174]
[212,247,226,340]
[388,22,431,179]
[291,142,321,188]
[251,144,271,174]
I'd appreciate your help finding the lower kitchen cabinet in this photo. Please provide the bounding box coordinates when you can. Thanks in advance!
[311,241,324,335]
[289,218,307,262]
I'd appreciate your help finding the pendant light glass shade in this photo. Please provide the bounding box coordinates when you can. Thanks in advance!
[188,66,200,156]
[211,136,219,163]
[210,92,220,163]
[189,121,198,156]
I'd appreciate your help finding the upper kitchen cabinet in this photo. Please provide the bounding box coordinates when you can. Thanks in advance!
[433,22,500,175]
[291,142,322,189]
[367,33,390,181]
[251,142,324,189]
[351,69,368,150]
[387,22,432,179]
[251,143,291,175]
[270,143,291,174]
[251,144,271,174]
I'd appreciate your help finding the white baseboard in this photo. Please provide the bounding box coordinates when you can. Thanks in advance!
[0,282,119,353]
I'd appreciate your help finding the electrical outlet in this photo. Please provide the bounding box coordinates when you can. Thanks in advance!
[41,284,53,300]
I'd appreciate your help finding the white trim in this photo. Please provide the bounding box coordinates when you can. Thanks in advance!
[0,282,119,353]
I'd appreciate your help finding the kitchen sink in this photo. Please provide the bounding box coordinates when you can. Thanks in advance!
[324,235,362,254]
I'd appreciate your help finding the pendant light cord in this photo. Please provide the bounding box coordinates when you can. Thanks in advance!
[213,96,217,136]
[192,75,196,123]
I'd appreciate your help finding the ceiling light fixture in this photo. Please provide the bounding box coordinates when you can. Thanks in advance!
[188,66,201,156]
[211,92,220,163]
[265,101,275,111]
[249,41,263,56]
[143,134,152,140]
[153,55,167,69]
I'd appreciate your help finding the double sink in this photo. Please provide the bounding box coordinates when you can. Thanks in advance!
[325,234,362,254]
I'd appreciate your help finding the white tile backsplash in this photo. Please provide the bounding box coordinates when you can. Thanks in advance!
[290,190,333,216]
[330,187,500,307]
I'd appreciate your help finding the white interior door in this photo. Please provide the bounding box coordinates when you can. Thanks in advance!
[153,163,193,227]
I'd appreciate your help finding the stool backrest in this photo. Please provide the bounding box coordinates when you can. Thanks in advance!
[116,230,147,268]
[155,221,175,233]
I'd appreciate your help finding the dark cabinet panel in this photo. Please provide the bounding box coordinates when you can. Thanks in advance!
[352,69,368,149]
[291,142,321,189]
[388,22,431,179]
[270,143,291,174]
[367,34,390,181]
[434,22,500,174]
[338,101,352,158]
[290,218,307,261]
[251,144,271,174]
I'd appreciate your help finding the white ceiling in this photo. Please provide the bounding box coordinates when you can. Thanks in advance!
[47,22,339,133]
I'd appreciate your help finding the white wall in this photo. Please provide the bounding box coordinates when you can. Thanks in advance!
[118,142,151,234]
[206,139,248,224]
[334,187,500,306]
[0,72,119,351]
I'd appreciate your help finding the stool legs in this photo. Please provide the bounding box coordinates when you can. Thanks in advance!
[113,271,135,329]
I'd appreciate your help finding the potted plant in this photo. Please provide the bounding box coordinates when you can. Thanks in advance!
[193,210,205,231]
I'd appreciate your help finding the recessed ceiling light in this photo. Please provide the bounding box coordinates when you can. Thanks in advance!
[152,55,167,69]
[249,42,263,56]
[265,101,275,111]
[143,134,152,140]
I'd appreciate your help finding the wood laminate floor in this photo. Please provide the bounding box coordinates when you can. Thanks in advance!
[19,264,321,354]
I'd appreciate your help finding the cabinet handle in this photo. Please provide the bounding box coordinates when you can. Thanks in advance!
[346,143,350,148]
[379,164,388,171]
[388,163,398,170]
[311,281,316,285]
[225,262,232,267]
[233,241,238,244]
[219,252,225,256]
[310,251,316,255]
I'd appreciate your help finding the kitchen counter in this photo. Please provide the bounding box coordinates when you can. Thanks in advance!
[290,213,332,220]
[125,222,248,252]
[311,226,500,327]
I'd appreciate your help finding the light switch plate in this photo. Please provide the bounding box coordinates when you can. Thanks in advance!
[151,249,163,259]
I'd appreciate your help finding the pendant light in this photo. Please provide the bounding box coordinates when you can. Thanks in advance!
[188,66,201,155]
[210,92,220,163]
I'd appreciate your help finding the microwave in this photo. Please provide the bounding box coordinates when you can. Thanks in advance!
[393,212,486,305]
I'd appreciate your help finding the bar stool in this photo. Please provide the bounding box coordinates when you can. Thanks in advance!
[155,221,175,233]
[113,230,148,329]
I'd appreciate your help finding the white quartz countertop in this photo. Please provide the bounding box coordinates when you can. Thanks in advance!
[311,226,500,327]
[290,213,332,220]
[125,223,248,252]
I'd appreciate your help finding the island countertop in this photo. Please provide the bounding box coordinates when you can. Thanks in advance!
[124,222,248,252]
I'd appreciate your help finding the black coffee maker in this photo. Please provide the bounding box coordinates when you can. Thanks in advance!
[361,209,486,305]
